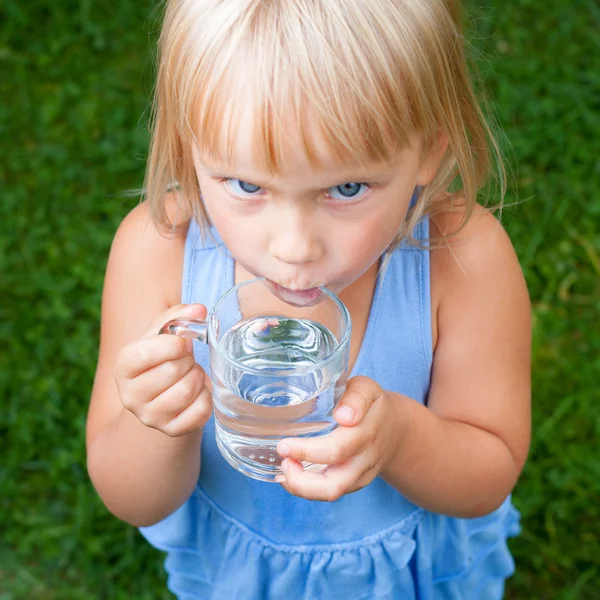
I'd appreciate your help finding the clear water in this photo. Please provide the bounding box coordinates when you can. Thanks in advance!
[212,316,347,481]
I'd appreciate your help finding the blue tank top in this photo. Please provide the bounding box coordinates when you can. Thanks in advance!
[140,211,521,600]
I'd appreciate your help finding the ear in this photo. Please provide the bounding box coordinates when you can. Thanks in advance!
[415,130,449,186]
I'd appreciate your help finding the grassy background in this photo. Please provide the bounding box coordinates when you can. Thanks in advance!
[1,0,598,598]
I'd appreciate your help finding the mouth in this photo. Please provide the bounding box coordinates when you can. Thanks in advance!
[267,281,325,307]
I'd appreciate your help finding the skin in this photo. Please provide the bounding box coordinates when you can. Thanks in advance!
[86,112,531,526]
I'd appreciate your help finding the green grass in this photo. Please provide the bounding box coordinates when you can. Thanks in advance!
[1,0,599,597]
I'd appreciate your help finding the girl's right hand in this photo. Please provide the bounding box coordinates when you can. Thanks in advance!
[113,303,212,437]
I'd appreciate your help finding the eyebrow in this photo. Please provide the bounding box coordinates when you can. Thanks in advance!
[197,159,397,190]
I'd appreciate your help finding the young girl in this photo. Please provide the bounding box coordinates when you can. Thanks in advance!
[87,0,531,598]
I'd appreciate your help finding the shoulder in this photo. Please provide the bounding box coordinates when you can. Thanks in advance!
[429,200,530,351]
[107,195,190,308]
[429,201,521,277]
[112,194,190,253]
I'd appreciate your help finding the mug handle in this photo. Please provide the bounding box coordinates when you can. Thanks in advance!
[159,319,208,343]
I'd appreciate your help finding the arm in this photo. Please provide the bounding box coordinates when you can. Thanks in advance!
[276,207,531,517]
[380,206,531,515]
[87,201,210,527]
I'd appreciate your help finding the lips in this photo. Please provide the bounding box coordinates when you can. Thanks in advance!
[267,282,325,307]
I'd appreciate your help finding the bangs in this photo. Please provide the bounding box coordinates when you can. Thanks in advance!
[170,0,440,172]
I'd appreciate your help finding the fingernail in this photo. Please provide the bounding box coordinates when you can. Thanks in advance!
[281,459,289,473]
[335,406,354,422]
[277,442,290,457]
[274,475,285,483]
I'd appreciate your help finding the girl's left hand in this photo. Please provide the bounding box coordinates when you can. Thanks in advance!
[275,376,407,501]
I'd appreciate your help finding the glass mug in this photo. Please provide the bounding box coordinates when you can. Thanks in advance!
[160,278,351,482]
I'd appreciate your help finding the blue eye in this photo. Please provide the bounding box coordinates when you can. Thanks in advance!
[225,179,263,197]
[327,183,369,200]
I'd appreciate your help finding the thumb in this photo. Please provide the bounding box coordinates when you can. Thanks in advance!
[333,376,382,426]
[145,303,208,338]
[169,302,208,321]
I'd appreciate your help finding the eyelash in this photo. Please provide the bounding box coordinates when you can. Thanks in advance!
[220,179,373,202]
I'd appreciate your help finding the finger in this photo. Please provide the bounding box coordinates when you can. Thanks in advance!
[146,357,203,406]
[333,376,383,426]
[119,353,197,416]
[162,384,213,437]
[277,424,370,466]
[136,363,206,428]
[116,334,193,380]
[276,455,368,502]
[324,452,381,491]
[144,303,208,339]
[274,458,305,491]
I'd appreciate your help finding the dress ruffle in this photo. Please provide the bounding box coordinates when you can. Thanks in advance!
[141,488,519,600]
[425,497,521,599]
[141,486,422,599]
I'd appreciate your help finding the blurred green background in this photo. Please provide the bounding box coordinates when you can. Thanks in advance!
[1,0,599,598]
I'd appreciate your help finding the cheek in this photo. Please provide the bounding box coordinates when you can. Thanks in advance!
[344,203,408,256]
[208,209,258,257]
[347,201,409,269]
[199,188,265,265]
[331,218,398,279]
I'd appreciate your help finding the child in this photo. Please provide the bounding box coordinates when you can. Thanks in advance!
[87,0,531,598]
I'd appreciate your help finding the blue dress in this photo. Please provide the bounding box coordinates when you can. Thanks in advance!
[140,214,520,599]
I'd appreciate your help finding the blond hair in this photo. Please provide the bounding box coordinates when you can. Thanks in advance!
[145,0,504,243]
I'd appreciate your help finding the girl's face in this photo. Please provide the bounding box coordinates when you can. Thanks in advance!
[193,113,441,303]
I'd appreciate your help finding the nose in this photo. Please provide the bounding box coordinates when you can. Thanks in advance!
[268,205,322,265]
